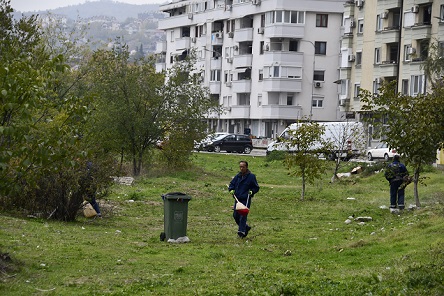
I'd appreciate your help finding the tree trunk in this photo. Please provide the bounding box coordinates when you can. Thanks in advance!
[301,169,306,200]
[413,166,421,208]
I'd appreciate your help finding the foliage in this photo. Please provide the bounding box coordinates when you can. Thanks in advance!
[360,81,444,207]
[280,120,333,200]
[422,39,444,87]
[0,1,113,220]
[1,153,444,295]
[157,51,219,169]
[86,40,165,176]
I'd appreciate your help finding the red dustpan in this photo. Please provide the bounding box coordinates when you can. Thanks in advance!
[233,195,249,216]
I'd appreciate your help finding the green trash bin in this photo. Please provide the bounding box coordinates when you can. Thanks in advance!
[161,192,192,241]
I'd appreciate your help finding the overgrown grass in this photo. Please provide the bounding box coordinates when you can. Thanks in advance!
[1,153,444,295]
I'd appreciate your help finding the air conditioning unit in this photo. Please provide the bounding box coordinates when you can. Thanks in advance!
[233,45,239,51]
[339,99,348,106]
[314,81,323,88]
[227,57,233,63]
[411,5,419,13]
[263,44,270,51]
[215,32,222,38]
[257,27,264,34]
[226,81,232,87]
[191,37,196,43]
[380,12,388,19]
[355,0,363,8]
[407,47,416,55]
[375,77,382,84]
[188,13,193,20]
[228,32,234,38]
[226,5,232,11]
[252,0,261,5]
[350,19,356,28]
[348,54,355,62]
[279,120,285,126]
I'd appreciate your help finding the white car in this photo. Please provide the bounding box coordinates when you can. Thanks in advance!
[194,132,230,151]
[367,143,398,161]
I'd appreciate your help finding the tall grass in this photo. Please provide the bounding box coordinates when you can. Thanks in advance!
[1,153,443,295]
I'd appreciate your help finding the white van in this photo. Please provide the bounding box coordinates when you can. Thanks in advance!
[266,121,366,160]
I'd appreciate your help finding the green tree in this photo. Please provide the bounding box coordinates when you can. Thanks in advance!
[158,51,219,168]
[0,1,105,220]
[360,82,444,207]
[87,41,165,176]
[280,120,332,200]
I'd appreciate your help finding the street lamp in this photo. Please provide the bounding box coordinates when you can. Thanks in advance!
[300,40,316,120]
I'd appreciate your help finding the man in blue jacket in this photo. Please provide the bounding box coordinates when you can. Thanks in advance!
[228,160,260,238]
[384,155,408,212]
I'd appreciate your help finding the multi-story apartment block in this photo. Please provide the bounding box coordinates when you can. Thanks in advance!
[341,0,444,146]
[156,0,347,139]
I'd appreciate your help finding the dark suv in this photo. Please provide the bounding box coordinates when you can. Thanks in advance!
[206,134,253,154]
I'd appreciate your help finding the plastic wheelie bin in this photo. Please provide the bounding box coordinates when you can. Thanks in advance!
[161,192,191,242]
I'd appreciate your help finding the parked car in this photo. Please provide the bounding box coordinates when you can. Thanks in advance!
[194,132,230,151]
[206,134,253,154]
[367,142,397,161]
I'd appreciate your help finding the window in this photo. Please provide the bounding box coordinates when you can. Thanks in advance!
[226,19,235,33]
[373,78,381,94]
[258,69,263,81]
[354,83,360,99]
[401,79,409,95]
[266,11,304,24]
[374,48,381,64]
[287,95,293,105]
[313,70,325,81]
[411,75,425,96]
[315,41,327,55]
[257,94,262,106]
[438,41,444,57]
[273,66,280,77]
[404,44,412,61]
[316,14,328,27]
[265,66,301,79]
[440,5,444,21]
[210,70,221,82]
[356,51,362,65]
[260,41,264,54]
[312,97,323,108]
[376,15,383,31]
[357,19,364,33]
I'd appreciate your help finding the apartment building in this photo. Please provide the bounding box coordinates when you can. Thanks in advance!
[341,0,444,146]
[156,0,347,138]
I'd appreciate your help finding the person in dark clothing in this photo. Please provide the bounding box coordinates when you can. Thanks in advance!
[384,155,408,212]
[228,160,260,238]
[82,161,102,218]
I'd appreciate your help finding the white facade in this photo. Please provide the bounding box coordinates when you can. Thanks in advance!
[340,0,444,148]
[157,0,347,138]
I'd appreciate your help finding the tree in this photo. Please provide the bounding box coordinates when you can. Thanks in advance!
[360,82,444,207]
[0,1,107,220]
[329,121,367,182]
[87,41,165,176]
[158,51,219,168]
[280,120,333,200]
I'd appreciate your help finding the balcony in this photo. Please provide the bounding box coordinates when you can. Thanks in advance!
[175,37,191,50]
[234,28,254,42]
[410,24,432,40]
[379,27,400,43]
[210,58,222,69]
[261,105,302,120]
[263,51,303,66]
[378,61,398,77]
[209,81,221,94]
[232,79,252,93]
[264,24,305,39]
[155,41,166,53]
[211,32,224,45]
[262,78,302,92]
[233,54,253,68]
[155,62,166,73]
[230,105,251,118]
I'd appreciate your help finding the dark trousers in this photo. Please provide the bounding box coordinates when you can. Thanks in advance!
[390,180,405,209]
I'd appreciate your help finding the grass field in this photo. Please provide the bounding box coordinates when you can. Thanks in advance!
[1,153,444,295]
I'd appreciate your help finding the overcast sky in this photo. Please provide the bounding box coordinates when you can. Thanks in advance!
[11,0,163,12]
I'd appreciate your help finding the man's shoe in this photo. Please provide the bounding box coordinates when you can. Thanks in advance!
[237,231,246,238]
[245,226,251,236]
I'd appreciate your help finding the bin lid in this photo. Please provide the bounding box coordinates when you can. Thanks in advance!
[162,192,192,200]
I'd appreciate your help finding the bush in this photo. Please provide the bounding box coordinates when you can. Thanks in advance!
[265,150,287,162]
